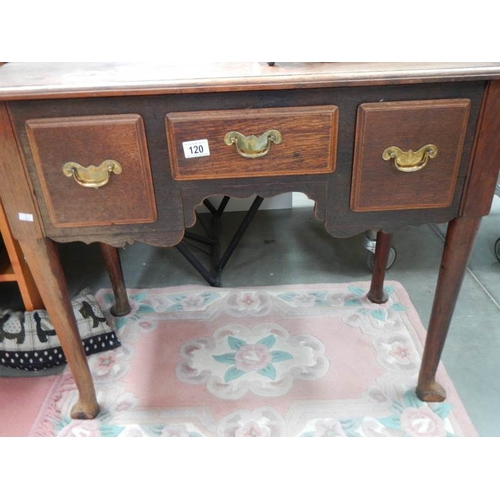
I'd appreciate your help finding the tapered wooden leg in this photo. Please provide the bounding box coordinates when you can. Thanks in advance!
[19,238,99,419]
[367,231,392,304]
[416,217,482,402]
[100,243,131,317]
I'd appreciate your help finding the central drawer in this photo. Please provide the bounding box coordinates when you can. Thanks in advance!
[166,106,339,180]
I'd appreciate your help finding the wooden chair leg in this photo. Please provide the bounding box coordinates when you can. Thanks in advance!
[367,230,392,304]
[0,200,44,311]
[100,243,131,317]
[416,216,482,402]
[19,237,99,419]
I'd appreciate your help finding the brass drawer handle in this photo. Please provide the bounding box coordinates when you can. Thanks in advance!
[62,160,123,189]
[382,144,438,172]
[224,130,282,158]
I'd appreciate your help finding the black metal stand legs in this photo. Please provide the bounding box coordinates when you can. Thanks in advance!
[176,196,264,287]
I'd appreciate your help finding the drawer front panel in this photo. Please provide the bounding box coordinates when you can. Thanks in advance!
[26,114,157,227]
[351,99,471,212]
[166,106,338,180]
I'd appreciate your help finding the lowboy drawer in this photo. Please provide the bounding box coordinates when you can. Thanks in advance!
[25,114,157,227]
[351,99,471,212]
[166,106,338,180]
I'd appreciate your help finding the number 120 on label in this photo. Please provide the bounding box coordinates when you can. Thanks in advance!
[182,139,210,158]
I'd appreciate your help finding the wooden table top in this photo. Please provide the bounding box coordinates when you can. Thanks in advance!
[1,62,500,100]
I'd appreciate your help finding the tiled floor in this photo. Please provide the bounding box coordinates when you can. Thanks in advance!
[1,193,500,436]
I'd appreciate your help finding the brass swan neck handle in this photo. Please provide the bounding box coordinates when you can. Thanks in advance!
[382,144,438,172]
[62,160,123,189]
[224,130,282,158]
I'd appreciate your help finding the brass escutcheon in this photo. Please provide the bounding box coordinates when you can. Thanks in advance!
[62,160,123,189]
[224,130,282,158]
[382,144,438,172]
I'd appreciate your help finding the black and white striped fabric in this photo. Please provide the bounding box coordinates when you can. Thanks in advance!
[0,288,120,371]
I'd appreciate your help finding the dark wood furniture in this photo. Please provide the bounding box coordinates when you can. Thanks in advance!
[0,62,499,419]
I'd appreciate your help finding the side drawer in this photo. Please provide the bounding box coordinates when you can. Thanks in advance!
[351,99,471,212]
[166,106,338,180]
[25,114,157,228]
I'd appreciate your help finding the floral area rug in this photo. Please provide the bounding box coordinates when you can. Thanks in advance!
[28,282,477,437]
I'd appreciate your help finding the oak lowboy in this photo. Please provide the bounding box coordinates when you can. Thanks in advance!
[0,63,499,419]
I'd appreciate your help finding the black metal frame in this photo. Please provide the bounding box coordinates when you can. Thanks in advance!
[176,196,264,287]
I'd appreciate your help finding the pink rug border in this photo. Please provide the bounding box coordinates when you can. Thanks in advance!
[26,280,478,437]
[26,372,67,436]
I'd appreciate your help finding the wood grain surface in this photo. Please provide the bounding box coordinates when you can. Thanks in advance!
[0,62,499,100]
[0,200,43,310]
[351,99,471,212]
[1,63,499,419]
[25,114,157,228]
[460,80,500,216]
[8,80,484,243]
[0,103,43,241]
[167,106,338,180]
